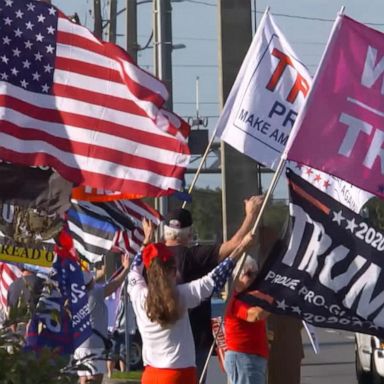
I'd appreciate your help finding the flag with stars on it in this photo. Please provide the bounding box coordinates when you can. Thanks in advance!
[238,168,384,339]
[0,0,190,197]
[25,253,91,354]
[286,160,373,214]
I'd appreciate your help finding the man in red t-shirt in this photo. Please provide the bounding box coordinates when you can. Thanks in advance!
[224,255,269,384]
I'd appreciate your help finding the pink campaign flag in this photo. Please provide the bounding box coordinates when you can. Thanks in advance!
[285,15,384,199]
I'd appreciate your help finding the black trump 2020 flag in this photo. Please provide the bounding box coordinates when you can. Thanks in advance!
[239,168,384,337]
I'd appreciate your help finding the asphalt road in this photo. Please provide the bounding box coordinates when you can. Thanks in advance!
[301,327,357,384]
[104,326,358,383]
[206,327,358,384]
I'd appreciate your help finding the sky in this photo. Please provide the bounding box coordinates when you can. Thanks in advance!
[53,0,384,197]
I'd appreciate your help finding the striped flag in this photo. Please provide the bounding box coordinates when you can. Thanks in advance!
[0,1,190,197]
[66,201,120,263]
[66,199,161,263]
[0,262,22,309]
[114,199,162,257]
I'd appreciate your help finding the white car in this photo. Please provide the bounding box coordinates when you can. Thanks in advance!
[355,332,384,383]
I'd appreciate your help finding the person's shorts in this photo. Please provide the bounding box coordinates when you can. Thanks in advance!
[142,366,197,384]
[108,331,126,361]
[73,347,107,376]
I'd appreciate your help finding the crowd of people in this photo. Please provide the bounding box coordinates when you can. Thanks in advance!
[0,1,309,384]
[1,193,305,384]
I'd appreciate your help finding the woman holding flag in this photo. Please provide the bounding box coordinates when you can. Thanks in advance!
[128,232,255,384]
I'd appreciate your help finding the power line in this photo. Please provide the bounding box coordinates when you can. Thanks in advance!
[254,10,384,26]
[139,63,218,68]
[175,101,219,105]
[181,0,384,26]
[180,114,219,118]
[184,0,215,6]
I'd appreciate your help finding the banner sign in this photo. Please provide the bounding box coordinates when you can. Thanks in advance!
[240,169,384,337]
[0,242,54,267]
[211,317,227,372]
[287,160,373,214]
[215,11,311,170]
[26,255,91,354]
[286,15,384,199]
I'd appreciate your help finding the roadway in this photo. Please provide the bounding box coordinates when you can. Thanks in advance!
[206,327,358,384]
[302,327,357,384]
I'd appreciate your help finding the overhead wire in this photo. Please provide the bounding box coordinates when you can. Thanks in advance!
[181,0,384,27]
[254,10,384,26]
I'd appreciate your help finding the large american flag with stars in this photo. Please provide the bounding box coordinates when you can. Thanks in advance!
[0,0,190,197]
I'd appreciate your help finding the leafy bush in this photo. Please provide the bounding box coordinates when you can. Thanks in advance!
[0,326,77,384]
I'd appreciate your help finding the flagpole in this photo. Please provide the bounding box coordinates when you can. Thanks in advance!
[182,7,271,210]
[199,155,286,384]
[181,127,219,209]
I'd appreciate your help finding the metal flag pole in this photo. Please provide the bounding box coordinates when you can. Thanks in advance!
[199,155,287,383]
[182,6,271,209]
[181,125,220,209]
[124,281,131,372]
[181,74,218,209]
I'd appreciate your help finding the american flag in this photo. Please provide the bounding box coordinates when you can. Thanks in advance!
[0,261,22,309]
[0,0,190,197]
[115,199,162,257]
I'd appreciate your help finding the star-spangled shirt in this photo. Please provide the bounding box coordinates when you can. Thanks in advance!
[0,0,57,94]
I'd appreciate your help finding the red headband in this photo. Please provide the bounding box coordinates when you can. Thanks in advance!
[142,243,172,268]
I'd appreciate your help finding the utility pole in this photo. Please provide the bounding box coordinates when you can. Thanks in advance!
[126,0,138,62]
[153,0,174,226]
[109,0,118,43]
[153,0,173,111]
[218,1,259,241]
[93,0,103,39]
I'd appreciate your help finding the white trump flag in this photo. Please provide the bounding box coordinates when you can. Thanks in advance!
[215,11,312,170]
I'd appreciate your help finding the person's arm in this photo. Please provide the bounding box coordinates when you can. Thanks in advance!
[95,264,106,282]
[140,218,155,248]
[104,253,130,297]
[127,251,147,299]
[218,195,264,261]
[231,297,270,322]
[246,306,270,322]
[180,232,255,308]
[105,218,154,298]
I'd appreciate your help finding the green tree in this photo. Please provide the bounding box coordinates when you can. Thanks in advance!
[0,287,78,383]
[361,197,384,230]
[189,187,223,242]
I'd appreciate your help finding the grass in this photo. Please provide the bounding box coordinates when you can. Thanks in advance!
[111,371,142,380]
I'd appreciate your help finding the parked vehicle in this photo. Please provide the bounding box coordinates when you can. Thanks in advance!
[355,332,384,383]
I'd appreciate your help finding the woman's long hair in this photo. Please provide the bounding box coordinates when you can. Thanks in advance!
[145,257,180,327]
